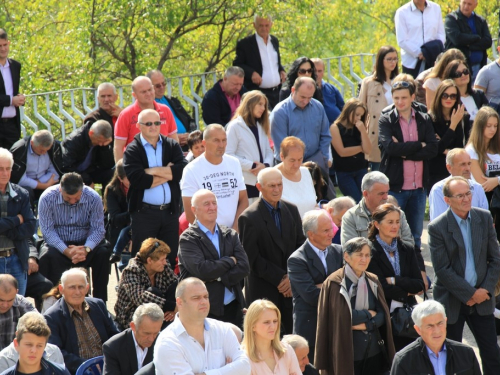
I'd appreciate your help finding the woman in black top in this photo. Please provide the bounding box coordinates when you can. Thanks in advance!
[330,98,371,202]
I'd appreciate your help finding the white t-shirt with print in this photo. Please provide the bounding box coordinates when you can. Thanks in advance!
[466,144,500,177]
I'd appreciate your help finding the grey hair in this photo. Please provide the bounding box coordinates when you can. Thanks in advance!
[32,130,54,148]
[60,268,88,287]
[281,334,309,350]
[343,237,371,256]
[224,66,245,79]
[254,14,273,22]
[191,189,216,208]
[60,172,84,195]
[146,69,163,79]
[175,277,206,299]
[446,148,469,166]
[132,303,164,327]
[97,82,116,95]
[412,300,446,327]
[310,58,324,67]
[361,171,389,192]
[203,124,225,140]
[0,148,14,168]
[302,210,330,237]
[326,196,356,214]
[256,168,282,184]
[89,120,112,139]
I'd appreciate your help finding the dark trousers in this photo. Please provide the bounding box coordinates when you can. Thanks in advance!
[260,86,281,110]
[26,271,53,311]
[38,240,111,301]
[402,61,424,79]
[354,352,384,375]
[208,299,243,329]
[131,207,179,269]
[86,168,114,188]
[447,304,500,375]
[0,117,20,150]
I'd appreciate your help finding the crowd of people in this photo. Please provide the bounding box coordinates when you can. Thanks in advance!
[1,0,500,374]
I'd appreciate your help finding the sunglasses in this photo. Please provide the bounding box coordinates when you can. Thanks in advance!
[154,82,167,89]
[452,69,469,78]
[392,81,411,89]
[139,121,162,127]
[146,241,161,258]
[441,93,458,100]
[384,58,399,62]
[298,68,313,74]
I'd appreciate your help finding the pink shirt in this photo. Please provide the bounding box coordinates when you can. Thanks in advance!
[399,109,423,190]
[249,343,302,375]
[220,82,240,119]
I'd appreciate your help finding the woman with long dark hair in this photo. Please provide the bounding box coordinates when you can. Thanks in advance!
[279,57,322,103]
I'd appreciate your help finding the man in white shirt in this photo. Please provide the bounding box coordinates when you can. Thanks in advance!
[395,0,445,78]
[154,278,251,375]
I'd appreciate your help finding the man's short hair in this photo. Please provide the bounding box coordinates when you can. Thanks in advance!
[0,29,7,40]
[191,189,216,208]
[60,172,84,195]
[203,124,225,140]
[0,274,18,293]
[31,130,54,148]
[89,120,113,139]
[16,312,51,342]
[0,148,14,168]
[256,167,282,184]
[310,58,324,68]
[281,334,309,350]
[442,175,470,198]
[412,300,446,328]
[391,74,416,95]
[97,82,116,95]
[60,268,88,287]
[302,210,330,237]
[224,66,245,79]
[326,196,356,214]
[254,14,273,22]
[132,303,164,327]
[361,171,389,192]
[187,130,203,150]
[293,77,316,92]
[445,148,468,166]
[175,277,206,299]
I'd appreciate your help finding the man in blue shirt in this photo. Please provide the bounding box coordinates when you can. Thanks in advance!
[311,58,344,124]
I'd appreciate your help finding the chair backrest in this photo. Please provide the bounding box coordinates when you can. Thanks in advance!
[75,356,104,375]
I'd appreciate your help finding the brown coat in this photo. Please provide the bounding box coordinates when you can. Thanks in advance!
[315,267,395,375]
[358,76,389,163]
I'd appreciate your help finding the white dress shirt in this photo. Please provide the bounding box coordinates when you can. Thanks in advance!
[255,34,281,88]
[154,315,251,375]
[0,60,16,118]
[131,330,148,370]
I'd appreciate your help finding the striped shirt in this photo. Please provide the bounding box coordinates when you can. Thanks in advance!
[38,185,105,253]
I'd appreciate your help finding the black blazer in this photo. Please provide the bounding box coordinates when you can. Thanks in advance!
[201,80,247,126]
[0,58,21,129]
[103,328,154,375]
[233,34,285,91]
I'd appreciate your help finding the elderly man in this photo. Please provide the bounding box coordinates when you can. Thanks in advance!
[429,148,488,221]
[178,189,249,327]
[0,275,35,351]
[147,70,194,149]
[43,268,119,374]
[61,120,114,187]
[233,15,286,109]
[154,278,250,375]
[428,176,500,374]
[390,300,481,375]
[103,303,163,375]
[282,335,319,375]
[238,168,305,334]
[114,76,178,162]
[85,82,122,129]
[123,109,187,263]
[38,173,109,301]
[287,210,343,362]
[201,67,246,126]
[311,58,345,124]
[323,196,356,245]
[445,0,492,82]
[181,124,248,230]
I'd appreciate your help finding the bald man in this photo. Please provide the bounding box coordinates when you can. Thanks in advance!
[238,168,305,334]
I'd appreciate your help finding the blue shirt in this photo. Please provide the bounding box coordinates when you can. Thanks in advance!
[155,97,187,133]
[197,221,235,305]
[18,143,60,189]
[141,134,172,205]
[261,198,281,234]
[321,80,345,124]
[451,210,477,287]
[426,343,447,375]
[270,96,331,161]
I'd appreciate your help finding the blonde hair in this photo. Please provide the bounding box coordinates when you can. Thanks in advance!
[233,90,270,135]
[242,300,285,362]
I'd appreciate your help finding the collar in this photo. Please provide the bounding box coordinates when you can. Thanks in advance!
[133,100,159,112]
[396,108,416,121]
[0,59,9,68]
[410,0,427,11]
[289,96,310,110]
[140,133,162,147]
[262,197,281,211]
[307,239,328,254]
[361,199,372,218]
[255,32,270,45]
[170,314,210,338]
[132,329,148,352]
[426,342,447,357]
[0,183,17,199]
[451,209,471,225]
[197,220,218,236]
[66,299,89,316]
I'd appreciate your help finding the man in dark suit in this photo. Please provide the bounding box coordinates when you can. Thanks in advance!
[178,189,250,328]
[43,268,119,374]
[238,168,305,334]
[233,15,286,109]
[428,176,500,375]
[287,210,343,363]
[0,29,24,150]
[103,303,163,375]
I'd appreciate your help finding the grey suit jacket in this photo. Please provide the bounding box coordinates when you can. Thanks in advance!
[287,241,343,347]
[428,207,500,324]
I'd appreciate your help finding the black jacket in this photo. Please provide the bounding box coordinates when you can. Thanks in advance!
[9,136,63,184]
[122,133,187,213]
[390,337,481,375]
[0,59,21,131]
[104,185,129,247]
[162,96,195,132]
[0,357,69,375]
[379,106,438,192]
[201,80,247,126]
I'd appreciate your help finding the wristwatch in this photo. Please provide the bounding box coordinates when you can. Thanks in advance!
[85,246,91,253]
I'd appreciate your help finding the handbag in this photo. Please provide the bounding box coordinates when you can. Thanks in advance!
[390,293,427,339]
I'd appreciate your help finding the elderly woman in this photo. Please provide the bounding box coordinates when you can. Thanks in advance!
[367,203,424,351]
[315,237,395,375]
[282,334,319,375]
[274,136,317,218]
[115,238,178,329]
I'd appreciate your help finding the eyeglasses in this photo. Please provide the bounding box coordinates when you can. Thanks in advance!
[139,121,162,127]
[448,190,472,200]
[298,68,313,74]
[146,241,161,258]
[384,58,399,62]
[154,82,167,89]
[441,93,458,100]
[452,69,469,78]
[392,81,411,89]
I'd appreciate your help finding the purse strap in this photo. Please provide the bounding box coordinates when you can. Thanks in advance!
[374,324,390,365]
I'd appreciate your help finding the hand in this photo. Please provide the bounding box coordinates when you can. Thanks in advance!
[352,323,367,330]
[17,214,24,224]
[385,277,393,285]
[63,246,87,264]
[328,160,332,168]
[355,121,366,131]
[177,133,188,146]
[12,94,25,107]
[229,256,237,265]
[108,103,123,117]
[368,310,377,317]
[251,72,262,86]
[391,136,399,143]
[315,283,323,289]
[280,70,287,83]
[422,271,429,291]
[435,133,441,140]
[471,288,490,304]
[481,177,499,192]
[27,258,38,275]
[450,104,465,130]
[421,142,426,148]
[249,162,266,176]
[277,275,292,296]
[418,53,425,60]
[39,174,57,189]
[164,310,176,321]
[226,357,232,365]
[466,298,476,306]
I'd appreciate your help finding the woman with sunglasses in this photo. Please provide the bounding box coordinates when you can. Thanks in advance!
[427,80,467,190]
[279,57,322,103]
[115,238,178,329]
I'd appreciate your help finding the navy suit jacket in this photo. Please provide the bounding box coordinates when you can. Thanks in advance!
[0,58,21,130]
[44,297,120,374]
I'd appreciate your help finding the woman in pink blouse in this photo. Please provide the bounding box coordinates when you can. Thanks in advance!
[243,300,302,375]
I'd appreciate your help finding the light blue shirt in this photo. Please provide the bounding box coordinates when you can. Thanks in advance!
[18,143,59,189]
[307,239,328,273]
[451,210,477,287]
[197,221,235,305]
[426,343,447,375]
[141,134,172,205]
[155,97,187,133]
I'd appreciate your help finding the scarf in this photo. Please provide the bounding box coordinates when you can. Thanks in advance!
[376,235,400,276]
[344,263,369,311]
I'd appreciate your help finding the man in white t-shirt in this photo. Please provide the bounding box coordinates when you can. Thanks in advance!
[475,41,500,105]
[181,124,249,231]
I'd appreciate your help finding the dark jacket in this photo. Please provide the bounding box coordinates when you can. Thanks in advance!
[201,80,247,126]
[445,8,492,70]
[123,133,187,214]
[0,357,70,375]
[390,337,481,375]
[0,59,21,131]
[379,106,438,192]
[233,34,285,91]
[104,185,129,248]
[44,297,120,374]
[420,39,444,68]
[9,136,63,185]
[84,107,114,131]
[178,222,250,317]
[162,96,195,132]
[102,328,155,375]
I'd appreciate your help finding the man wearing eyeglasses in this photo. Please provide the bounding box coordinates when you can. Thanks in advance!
[123,109,187,268]
[428,176,500,375]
